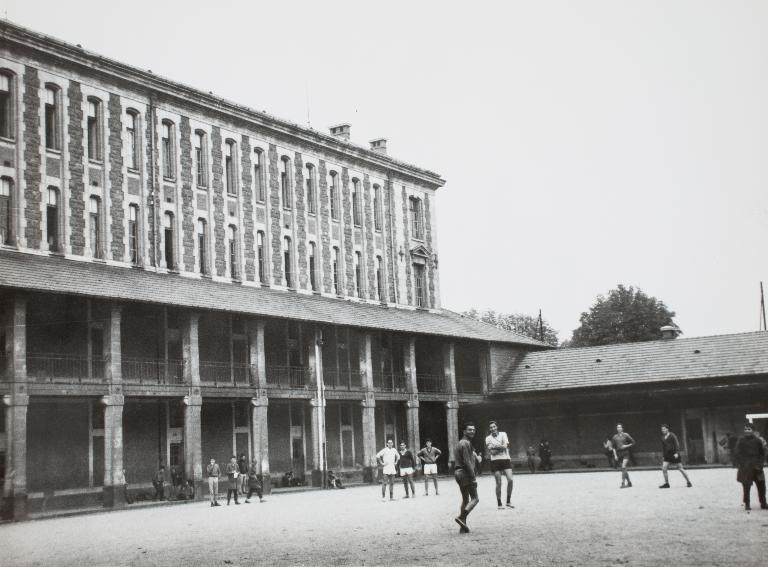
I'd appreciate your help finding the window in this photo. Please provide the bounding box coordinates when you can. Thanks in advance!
[161,120,175,179]
[333,246,341,295]
[373,185,382,231]
[283,236,293,287]
[281,157,291,209]
[0,177,12,245]
[129,205,139,264]
[89,196,102,258]
[197,219,208,274]
[254,150,265,202]
[228,225,239,279]
[225,139,237,196]
[352,179,361,226]
[0,71,14,140]
[87,98,103,161]
[257,230,266,283]
[47,187,60,252]
[194,131,207,187]
[413,263,427,307]
[329,171,339,220]
[163,212,175,270]
[126,110,140,170]
[354,251,362,297]
[309,241,317,291]
[409,196,424,240]
[376,256,384,301]
[306,165,316,215]
[44,85,61,151]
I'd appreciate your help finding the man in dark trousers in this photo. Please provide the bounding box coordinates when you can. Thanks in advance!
[734,423,767,511]
[152,465,167,501]
[538,439,553,471]
[659,424,692,488]
[454,423,481,533]
[612,424,635,488]
[398,442,417,498]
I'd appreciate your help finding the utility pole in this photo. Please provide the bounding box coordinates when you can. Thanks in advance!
[538,309,544,342]
[760,282,767,331]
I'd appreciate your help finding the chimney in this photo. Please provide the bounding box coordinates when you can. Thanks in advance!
[329,124,351,142]
[660,325,681,340]
[369,138,387,155]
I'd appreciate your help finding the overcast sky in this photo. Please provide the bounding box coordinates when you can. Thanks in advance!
[4,0,767,341]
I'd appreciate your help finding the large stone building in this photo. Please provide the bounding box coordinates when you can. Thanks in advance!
[0,21,546,519]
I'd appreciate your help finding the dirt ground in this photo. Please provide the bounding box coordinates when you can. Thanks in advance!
[1,468,765,566]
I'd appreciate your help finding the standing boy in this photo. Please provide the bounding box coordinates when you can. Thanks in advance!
[418,439,442,495]
[225,455,240,505]
[734,423,767,511]
[376,439,400,501]
[398,442,417,498]
[454,423,481,533]
[659,424,692,488]
[206,457,221,507]
[612,423,635,488]
[485,421,514,509]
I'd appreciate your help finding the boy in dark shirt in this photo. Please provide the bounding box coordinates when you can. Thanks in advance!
[659,424,692,488]
[398,442,417,498]
[612,423,635,488]
[454,423,481,533]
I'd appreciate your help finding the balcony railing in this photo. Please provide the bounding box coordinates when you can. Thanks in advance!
[456,375,483,394]
[324,369,362,390]
[416,373,447,393]
[266,365,307,389]
[122,358,184,385]
[27,353,105,383]
[373,372,407,393]
[200,361,250,386]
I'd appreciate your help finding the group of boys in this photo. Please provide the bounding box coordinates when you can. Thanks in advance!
[375,438,443,500]
[205,454,265,507]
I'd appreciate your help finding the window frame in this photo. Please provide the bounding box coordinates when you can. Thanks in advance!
[254,148,265,202]
[281,156,292,210]
[329,171,339,221]
[225,139,237,196]
[352,179,362,227]
[373,184,383,232]
[333,246,341,295]
[163,211,176,270]
[256,230,266,284]
[89,196,103,259]
[228,224,239,280]
[0,70,16,141]
[197,218,208,275]
[309,241,318,291]
[161,119,176,180]
[128,204,140,265]
[0,176,14,246]
[87,97,104,163]
[44,84,62,152]
[409,196,424,240]
[283,235,293,288]
[46,186,61,253]
[194,130,208,188]
[126,109,141,171]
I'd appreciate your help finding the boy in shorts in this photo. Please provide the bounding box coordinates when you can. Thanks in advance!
[659,424,692,488]
[418,439,442,495]
[486,421,514,509]
[398,442,417,498]
[376,439,400,501]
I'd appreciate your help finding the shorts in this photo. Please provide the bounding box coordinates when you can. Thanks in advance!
[490,459,512,473]
[454,468,477,488]
[382,464,397,476]
[663,452,681,464]
[399,467,414,476]
[423,464,438,475]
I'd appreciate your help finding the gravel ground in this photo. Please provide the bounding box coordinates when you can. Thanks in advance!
[1,468,765,566]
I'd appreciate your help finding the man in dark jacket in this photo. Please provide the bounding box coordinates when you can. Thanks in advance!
[734,423,767,511]
[152,465,167,501]
[454,423,481,533]
[659,424,692,488]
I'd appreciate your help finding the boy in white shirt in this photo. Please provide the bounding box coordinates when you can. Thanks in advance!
[376,439,400,501]
[485,421,514,509]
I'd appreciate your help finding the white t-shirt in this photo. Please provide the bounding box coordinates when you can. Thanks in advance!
[376,447,399,475]
[486,432,511,461]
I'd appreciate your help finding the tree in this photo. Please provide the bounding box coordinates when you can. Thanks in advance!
[570,285,677,347]
[463,308,560,347]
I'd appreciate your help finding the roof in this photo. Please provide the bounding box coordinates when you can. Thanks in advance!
[491,331,768,395]
[0,251,545,347]
[0,20,444,189]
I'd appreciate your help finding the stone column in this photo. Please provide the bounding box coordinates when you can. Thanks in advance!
[443,342,456,395]
[102,304,125,508]
[405,336,418,394]
[182,312,203,499]
[404,336,420,454]
[309,397,326,487]
[359,333,377,483]
[3,294,28,521]
[446,399,460,469]
[248,319,266,388]
[251,395,271,494]
[479,345,490,395]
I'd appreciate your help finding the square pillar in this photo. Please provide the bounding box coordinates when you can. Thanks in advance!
[405,336,417,394]
[406,395,420,458]
[251,395,271,494]
[182,313,200,387]
[446,399,460,469]
[102,394,125,508]
[359,332,374,391]
[361,393,377,483]
[479,345,490,395]
[443,342,456,395]
[183,394,203,499]
[247,319,266,388]
[309,398,327,488]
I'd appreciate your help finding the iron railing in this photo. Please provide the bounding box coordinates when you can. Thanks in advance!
[122,358,184,385]
[456,375,484,394]
[416,373,447,393]
[26,353,105,382]
[373,372,407,392]
[324,369,362,390]
[266,365,307,389]
[200,361,250,386]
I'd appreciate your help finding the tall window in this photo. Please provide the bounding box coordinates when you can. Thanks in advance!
[161,120,175,179]
[163,212,175,270]
[376,256,384,301]
[47,187,60,252]
[195,131,207,187]
[409,196,424,239]
[413,263,426,307]
[257,230,266,283]
[0,71,14,140]
[87,98,103,161]
[306,165,316,215]
[126,110,140,170]
[352,179,361,226]
[225,140,237,196]
[373,185,382,231]
[281,157,291,209]
[129,205,139,265]
[283,236,293,287]
[329,171,339,220]
[89,196,102,258]
[197,219,208,274]
[333,246,341,295]
[354,251,362,297]
[254,150,265,202]
[228,225,239,279]
[0,177,12,245]
[309,241,317,291]
[44,85,61,151]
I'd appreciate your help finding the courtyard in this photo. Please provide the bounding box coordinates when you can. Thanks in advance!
[1,468,765,566]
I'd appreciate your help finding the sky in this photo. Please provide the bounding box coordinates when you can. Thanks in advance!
[3,0,767,342]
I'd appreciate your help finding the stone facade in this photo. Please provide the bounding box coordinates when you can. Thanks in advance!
[22,66,42,250]
[107,93,125,262]
[67,81,86,256]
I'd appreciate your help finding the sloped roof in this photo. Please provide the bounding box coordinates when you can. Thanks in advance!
[0,251,545,346]
[491,331,768,395]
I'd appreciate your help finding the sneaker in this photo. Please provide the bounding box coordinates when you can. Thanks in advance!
[235,502,240,505]
[214,502,221,506]
[244,500,250,503]
[761,503,768,510]
[745,504,751,511]
[210,502,215,507]
[627,482,633,488]
[497,505,504,510]
[506,503,515,509]
[620,485,627,489]
[687,482,693,488]
[659,483,670,489]
[454,517,469,532]
[459,526,469,534]
[404,495,409,499]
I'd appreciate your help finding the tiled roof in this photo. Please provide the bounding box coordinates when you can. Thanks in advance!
[0,251,545,346]
[491,331,768,395]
